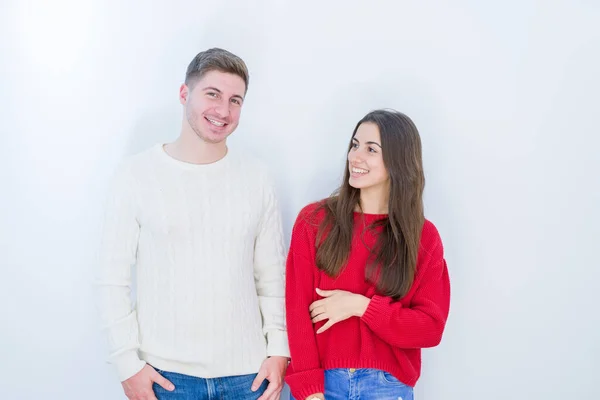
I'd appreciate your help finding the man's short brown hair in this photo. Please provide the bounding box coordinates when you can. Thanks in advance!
[185,48,249,93]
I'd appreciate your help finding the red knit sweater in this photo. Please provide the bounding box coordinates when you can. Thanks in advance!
[285,203,451,400]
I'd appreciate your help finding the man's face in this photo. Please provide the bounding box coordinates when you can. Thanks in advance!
[180,70,246,144]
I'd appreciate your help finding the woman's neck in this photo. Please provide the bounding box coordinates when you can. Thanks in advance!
[357,185,389,214]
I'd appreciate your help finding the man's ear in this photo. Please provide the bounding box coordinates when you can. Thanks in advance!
[179,83,189,105]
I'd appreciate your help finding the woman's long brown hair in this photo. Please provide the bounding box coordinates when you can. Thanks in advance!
[315,110,425,300]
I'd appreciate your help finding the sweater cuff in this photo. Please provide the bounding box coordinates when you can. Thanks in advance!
[112,350,146,381]
[266,330,291,358]
[361,295,396,331]
[286,368,325,400]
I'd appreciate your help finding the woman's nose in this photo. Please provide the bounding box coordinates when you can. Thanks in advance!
[348,151,362,164]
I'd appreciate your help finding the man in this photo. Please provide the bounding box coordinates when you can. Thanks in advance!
[96,48,289,400]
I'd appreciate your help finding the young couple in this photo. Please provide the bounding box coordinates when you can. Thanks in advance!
[97,48,450,400]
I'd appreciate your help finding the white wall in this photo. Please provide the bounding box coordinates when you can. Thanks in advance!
[2,1,599,399]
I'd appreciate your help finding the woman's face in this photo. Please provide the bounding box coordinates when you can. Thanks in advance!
[347,122,389,192]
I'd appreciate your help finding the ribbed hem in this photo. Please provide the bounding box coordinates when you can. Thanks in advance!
[322,358,417,387]
[141,352,262,379]
[285,368,325,400]
[293,384,325,400]
[266,330,290,358]
[361,295,395,331]
[112,350,146,381]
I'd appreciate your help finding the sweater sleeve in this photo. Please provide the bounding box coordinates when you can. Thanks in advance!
[253,175,289,358]
[95,161,146,381]
[285,210,325,400]
[361,235,451,349]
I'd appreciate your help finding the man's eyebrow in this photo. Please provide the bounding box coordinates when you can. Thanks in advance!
[201,86,221,93]
[202,86,244,101]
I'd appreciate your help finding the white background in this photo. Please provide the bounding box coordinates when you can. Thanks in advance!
[2,1,599,399]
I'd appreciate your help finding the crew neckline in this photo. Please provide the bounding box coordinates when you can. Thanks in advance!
[353,211,388,220]
[155,143,231,170]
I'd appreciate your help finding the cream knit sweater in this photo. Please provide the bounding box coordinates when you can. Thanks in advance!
[96,144,289,381]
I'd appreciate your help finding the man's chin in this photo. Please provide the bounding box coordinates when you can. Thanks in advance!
[197,132,230,144]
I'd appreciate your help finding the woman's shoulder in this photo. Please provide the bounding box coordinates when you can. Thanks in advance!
[420,218,444,258]
[295,200,328,224]
[422,218,440,237]
[291,200,330,238]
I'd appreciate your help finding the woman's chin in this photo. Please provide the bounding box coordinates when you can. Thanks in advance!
[348,179,367,190]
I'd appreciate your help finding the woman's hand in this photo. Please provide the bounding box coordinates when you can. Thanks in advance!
[309,289,370,333]
[304,393,325,400]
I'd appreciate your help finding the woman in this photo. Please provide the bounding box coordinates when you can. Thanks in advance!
[285,109,450,400]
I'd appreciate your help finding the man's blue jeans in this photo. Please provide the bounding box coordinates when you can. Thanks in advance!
[152,368,269,399]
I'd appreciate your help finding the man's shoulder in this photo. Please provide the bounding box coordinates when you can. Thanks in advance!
[228,150,272,179]
[116,145,160,175]
[229,149,265,168]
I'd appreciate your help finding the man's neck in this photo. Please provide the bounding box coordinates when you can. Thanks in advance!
[164,134,227,165]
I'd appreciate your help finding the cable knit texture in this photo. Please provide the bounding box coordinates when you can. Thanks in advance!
[285,202,450,400]
[96,144,289,381]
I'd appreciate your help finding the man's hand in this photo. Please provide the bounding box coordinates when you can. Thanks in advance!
[122,364,175,400]
[309,288,370,334]
[251,356,289,400]
[304,393,325,400]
